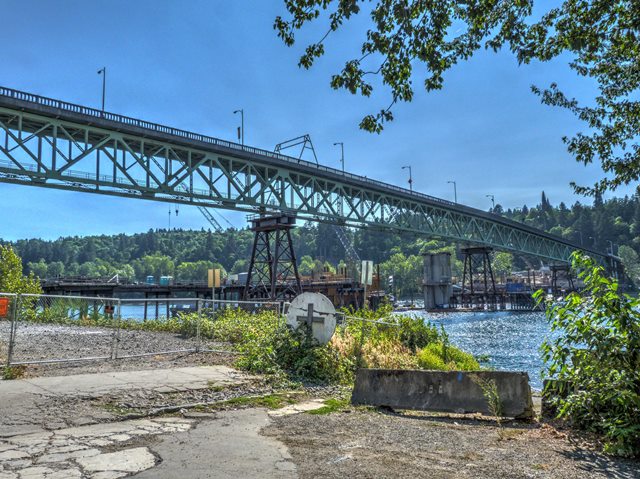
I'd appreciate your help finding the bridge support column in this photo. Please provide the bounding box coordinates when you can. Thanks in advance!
[551,264,575,296]
[243,214,302,301]
[460,246,497,309]
[423,253,452,309]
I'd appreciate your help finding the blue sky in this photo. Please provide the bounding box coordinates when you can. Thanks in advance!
[1,0,629,241]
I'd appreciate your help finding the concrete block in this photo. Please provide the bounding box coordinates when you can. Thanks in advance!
[351,369,533,419]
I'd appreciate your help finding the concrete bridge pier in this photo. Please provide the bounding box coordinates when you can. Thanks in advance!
[422,252,453,309]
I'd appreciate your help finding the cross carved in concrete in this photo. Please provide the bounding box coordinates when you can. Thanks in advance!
[296,303,325,332]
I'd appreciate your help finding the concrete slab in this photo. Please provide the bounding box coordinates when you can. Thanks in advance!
[133,409,297,479]
[13,366,239,397]
[0,366,244,438]
[77,447,156,474]
[269,399,326,417]
[0,417,196,477]
[352,369,534,418]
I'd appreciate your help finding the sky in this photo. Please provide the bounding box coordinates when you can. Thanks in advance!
[1,0,632,241]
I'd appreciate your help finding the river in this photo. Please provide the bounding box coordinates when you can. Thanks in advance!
[407,310,553,390]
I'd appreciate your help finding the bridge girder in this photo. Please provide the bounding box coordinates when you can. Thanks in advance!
[0,87,611,266]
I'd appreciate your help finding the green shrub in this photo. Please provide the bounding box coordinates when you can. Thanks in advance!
[417,342,480,371]
[538,252,640,457]
[416,346,446,370]
[396,314,441,351]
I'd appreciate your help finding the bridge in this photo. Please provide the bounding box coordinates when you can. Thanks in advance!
[0,86,614,267]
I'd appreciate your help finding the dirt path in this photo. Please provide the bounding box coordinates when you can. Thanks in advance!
[263,409,639,479]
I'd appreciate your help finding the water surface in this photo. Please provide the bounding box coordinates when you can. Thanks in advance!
[408,310,553,390]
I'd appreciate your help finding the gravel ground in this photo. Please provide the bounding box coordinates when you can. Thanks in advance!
[0,320,235,378]
[264,409,640,479]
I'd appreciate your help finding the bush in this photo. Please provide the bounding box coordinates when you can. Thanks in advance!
[396,314,442,351]
[417,342,480,371]
[416,346,446,370]
[538,252,640,457]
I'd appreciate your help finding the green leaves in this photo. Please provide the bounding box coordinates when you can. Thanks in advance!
[0,245,42,295]
[540,252,640,457]
[275,1,639,192]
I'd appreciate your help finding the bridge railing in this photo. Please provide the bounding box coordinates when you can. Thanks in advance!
[0,85,458,207]
[0,86,608,257]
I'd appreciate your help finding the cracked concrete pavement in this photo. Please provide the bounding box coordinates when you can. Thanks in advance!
[134,409,297,479]
[0,366,245,437]
[0,417,193,478]
[0,409,304,479]
[0,366,322,478]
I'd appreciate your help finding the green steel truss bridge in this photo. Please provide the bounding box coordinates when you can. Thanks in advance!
[0,86,613,267]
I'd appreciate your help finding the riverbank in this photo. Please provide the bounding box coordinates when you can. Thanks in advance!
[2,365,637,478]
[265,406,639,478]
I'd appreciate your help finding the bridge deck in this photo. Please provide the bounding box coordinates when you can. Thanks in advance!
[0,85,614,265]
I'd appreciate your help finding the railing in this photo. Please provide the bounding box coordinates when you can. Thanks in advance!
[0,85,457,206]
[0,85,609,257]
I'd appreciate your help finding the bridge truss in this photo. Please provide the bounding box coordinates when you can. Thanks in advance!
[0,87,613,267]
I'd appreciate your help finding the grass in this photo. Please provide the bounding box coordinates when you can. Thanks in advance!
[210,393,299,410]
[207,382,226,392]
[19,302,485,387]
[2,365,26,380]
[417,342,480,371]
[307,397,351,415]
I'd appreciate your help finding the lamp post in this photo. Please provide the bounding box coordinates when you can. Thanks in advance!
[97,67,106,112]
[607,240,614,255]
[589,236,596,247]
[402,165,413,192]
[577,231,583,246]
[233,109,244,145]
[333,142,344,173]
[447,180,457,203]
[486,194,495,210]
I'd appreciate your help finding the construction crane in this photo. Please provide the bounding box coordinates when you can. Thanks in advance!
[333,224,360,263]
[274,134,318,164]
[274,135,360,269]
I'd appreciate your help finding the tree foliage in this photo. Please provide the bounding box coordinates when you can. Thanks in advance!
[538,252,640,457]
[275,1,639,195]
[5,191,640,288]
[0,245,41,295]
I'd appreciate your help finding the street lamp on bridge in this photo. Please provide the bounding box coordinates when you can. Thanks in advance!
[333,142,344,173]
[97,67,106,112]
[402,165,413,192]
[447,180,457,203]
[486,194,495,211]
[233,109,244,145]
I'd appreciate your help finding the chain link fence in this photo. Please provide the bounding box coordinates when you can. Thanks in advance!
[2,293,285,366]
[7,294,119,365]
[0,293,18,366]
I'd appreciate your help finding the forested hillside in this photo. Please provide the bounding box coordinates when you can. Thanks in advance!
[4,192,640,295]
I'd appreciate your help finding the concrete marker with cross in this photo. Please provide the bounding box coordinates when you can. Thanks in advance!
[286,292,337,345]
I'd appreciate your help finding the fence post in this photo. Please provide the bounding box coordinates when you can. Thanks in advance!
[6,294,19,367]
[112,298,122,360]
[356,317,367,369]
[196,299,202,353]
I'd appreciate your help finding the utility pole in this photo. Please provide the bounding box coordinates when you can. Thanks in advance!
[402,165,413,192]
[486,194,495,210]
[447,180,457,203]
[233,109,244,145]
[333,142,344,173]
[97,67,106,112]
